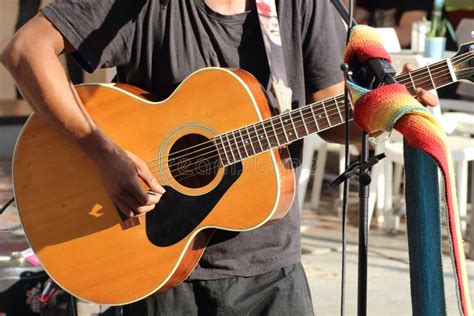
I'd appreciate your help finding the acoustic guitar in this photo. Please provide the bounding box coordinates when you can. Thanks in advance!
[13,43,473,304]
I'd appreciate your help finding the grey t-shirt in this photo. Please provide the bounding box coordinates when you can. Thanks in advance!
[41,0,346,280]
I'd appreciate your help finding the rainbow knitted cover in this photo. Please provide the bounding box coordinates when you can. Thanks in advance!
[345,25,472,315]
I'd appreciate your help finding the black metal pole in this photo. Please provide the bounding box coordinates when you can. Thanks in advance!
[329,2,395,315]
[329,2,370,315]
[357,132,370,316]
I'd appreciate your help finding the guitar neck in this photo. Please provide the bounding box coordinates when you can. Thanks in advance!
[215,58,456,166]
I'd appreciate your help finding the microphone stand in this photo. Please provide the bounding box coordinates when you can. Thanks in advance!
[328,1,396,315]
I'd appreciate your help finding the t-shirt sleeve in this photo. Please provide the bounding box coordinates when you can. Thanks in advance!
[41,0,145,73]
[300,0,346,94]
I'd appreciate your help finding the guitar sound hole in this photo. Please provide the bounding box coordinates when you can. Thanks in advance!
[168,133,220,189]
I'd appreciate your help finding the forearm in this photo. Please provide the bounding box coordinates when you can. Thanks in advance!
[308,81,362,144]
[1,16,110,158]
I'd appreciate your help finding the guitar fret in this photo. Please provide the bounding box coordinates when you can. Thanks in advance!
[238,129,249,158]
[304,106,318,133]
[270,118,282,146]
[262,121,272,148]
[310,105,320,131]
[213,136,225,165]
[217,135,231,165]
[408,71,416,93]
[347,101,354,117]
[345,98,354,120]
[299,107,309,135]
[446,58,457,82]
[231,131,243,161]
[245,126,257,155]
[253,124,264,152]
[426,66,436,89]
[334,97,343,122]
[225,133,236,163]
[438,61,454,88]
[321,100,331,127]
[279,115,290,143]
[286,113,298,139]
[263,118,278,148]
[257,122,270,150]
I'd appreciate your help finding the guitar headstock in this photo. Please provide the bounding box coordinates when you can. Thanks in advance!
[451,41,474,83]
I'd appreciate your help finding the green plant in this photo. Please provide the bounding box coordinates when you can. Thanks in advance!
[426,4,456,39]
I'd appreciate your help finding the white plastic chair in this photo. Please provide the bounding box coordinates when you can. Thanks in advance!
[298,134,359,213]
[382,105,474,236]
[298,134,325,208]
[440,100,474,258]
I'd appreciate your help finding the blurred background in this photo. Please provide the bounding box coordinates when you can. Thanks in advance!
[0,0,473,315]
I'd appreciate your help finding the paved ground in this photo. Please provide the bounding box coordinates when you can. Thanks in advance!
[300,208,474,315]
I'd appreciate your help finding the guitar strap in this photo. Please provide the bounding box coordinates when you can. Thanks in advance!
[255,0,292,113]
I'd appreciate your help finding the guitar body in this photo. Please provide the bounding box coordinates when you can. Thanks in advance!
[12,68,295,305]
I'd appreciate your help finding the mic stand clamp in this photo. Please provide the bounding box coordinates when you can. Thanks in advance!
[329,153,386,189]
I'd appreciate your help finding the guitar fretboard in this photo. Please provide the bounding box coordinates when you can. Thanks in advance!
[215,59,454,166]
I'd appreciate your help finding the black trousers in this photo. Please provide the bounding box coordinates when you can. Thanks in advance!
[126,263,314,316]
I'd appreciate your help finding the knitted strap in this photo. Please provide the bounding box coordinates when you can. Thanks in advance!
[345,25,472,316]
[404,142,446,316]
[343,25,392,65]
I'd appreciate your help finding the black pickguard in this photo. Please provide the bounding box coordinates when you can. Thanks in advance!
[145,162,243,247]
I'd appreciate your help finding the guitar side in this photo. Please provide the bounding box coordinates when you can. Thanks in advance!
[12,68,295,304]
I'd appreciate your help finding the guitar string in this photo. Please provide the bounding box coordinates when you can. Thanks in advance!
[149,66,456,173]
[146,54,468,170]
[149,65,456,172]
[147,54,468,169]
[152,51,462,168]
[152,73,456,184]
[146,56,462,167]
[157,55,471,183]
[150,96,351,168]
[155,70,456,182]
[150,65,458,176]
[150,101,352,172]
[152,95,351,165]
[157,103,352,172]
[150,69,455,178]
[149,57,460,167]
[146,53,469,175]
[157,64,461,184]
